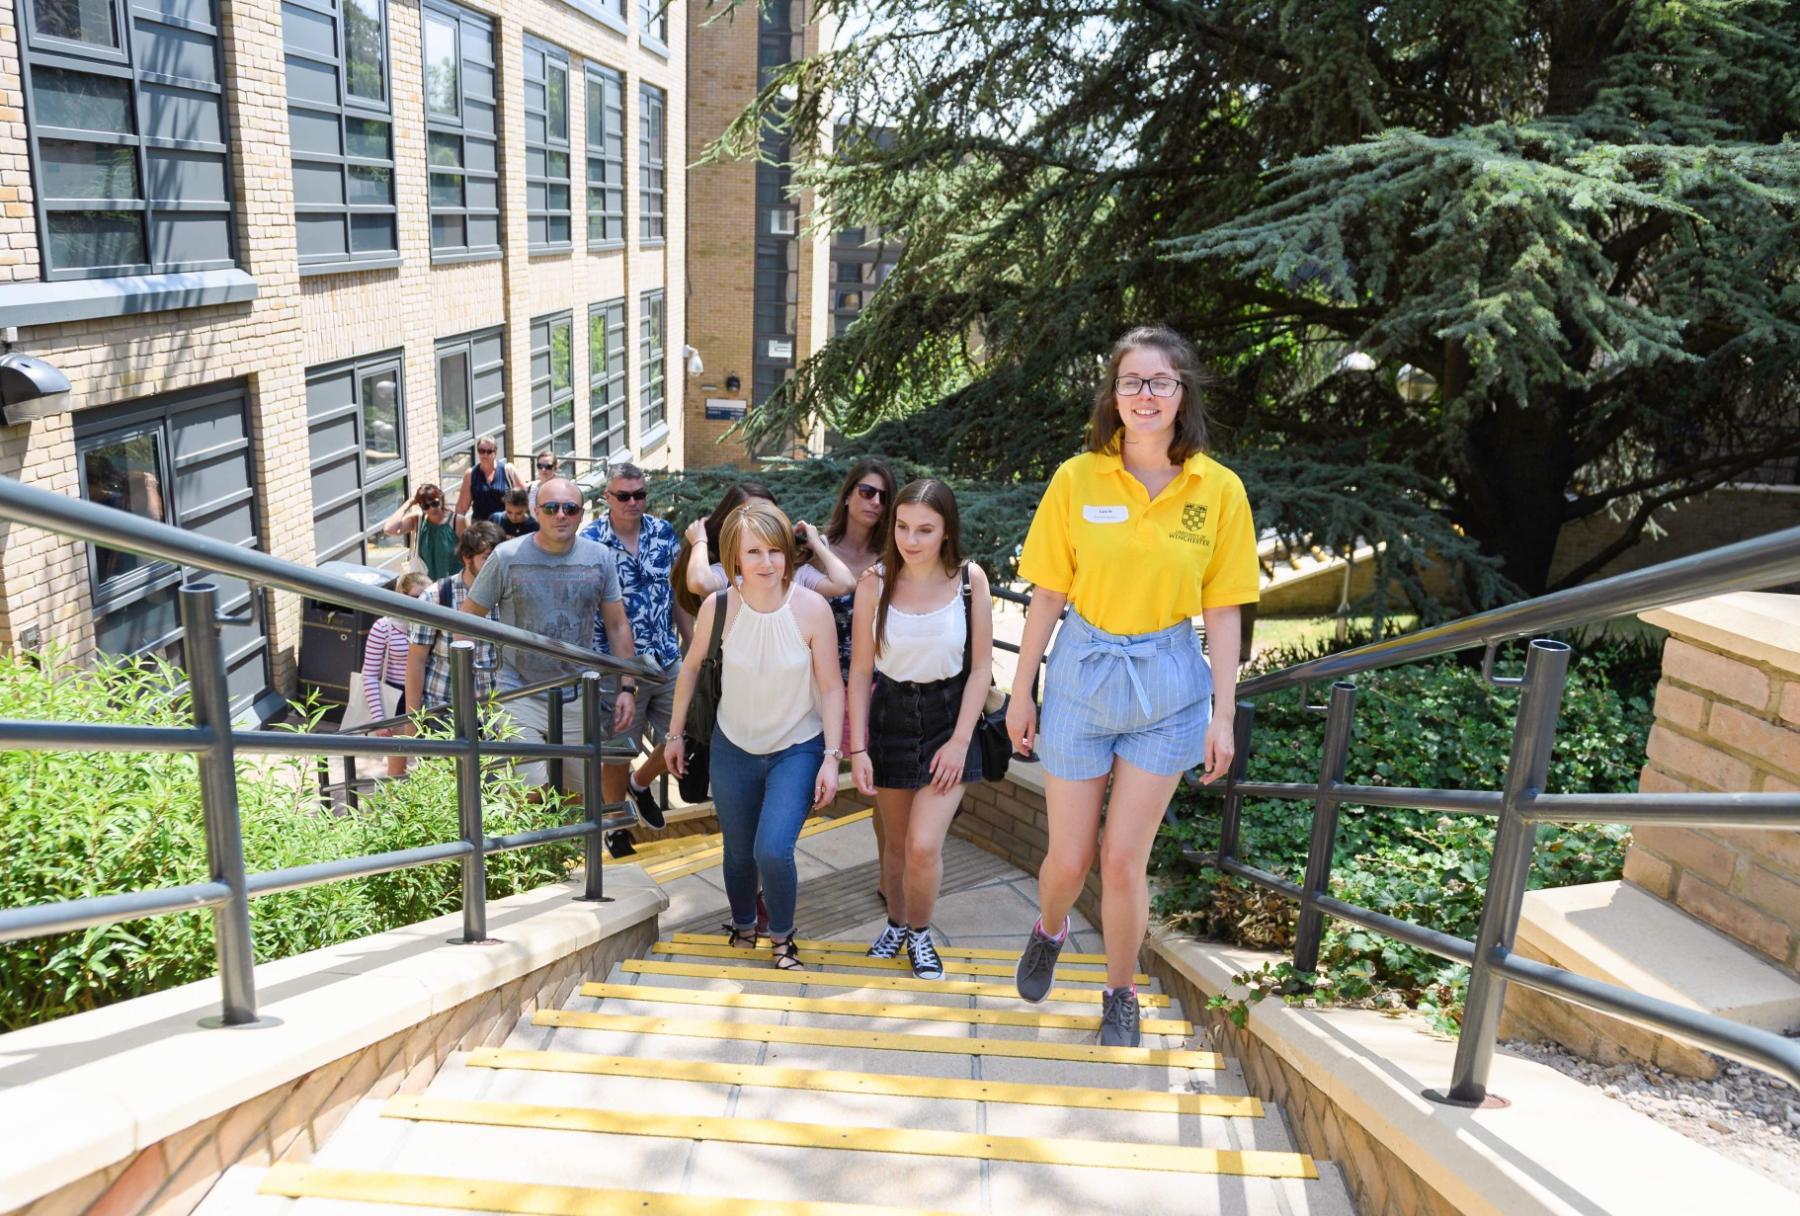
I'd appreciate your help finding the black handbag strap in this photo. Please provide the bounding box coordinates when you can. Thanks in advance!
[959,564,973,682]
[706,588,728,664]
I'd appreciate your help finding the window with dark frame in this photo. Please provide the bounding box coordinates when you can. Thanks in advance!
[306,352,410,568]
[530,312,576,472]
[639,289,665,438]
[638,83,665,242]
[422,0,500,261]
[523,35,571,253]
[639,0,668,47]
[751,0,803,421]
[588,299,627,460]
[283,0,398,272]
[17,0,238,279]
[436,327,507,482]
[75,382,272,716]
[585,65,626,247]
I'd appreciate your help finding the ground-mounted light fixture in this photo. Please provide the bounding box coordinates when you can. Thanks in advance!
[0,348,73,427]
[1396,364,1438,403]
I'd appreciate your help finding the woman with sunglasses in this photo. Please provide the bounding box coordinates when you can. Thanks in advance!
[1006,326,1260,1049]
[382,483,465,580]
[453,438,511,522]
[526,450,560,515]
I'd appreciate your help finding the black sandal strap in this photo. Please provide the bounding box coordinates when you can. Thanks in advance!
[771,938,806,971]
[724,923,758,949]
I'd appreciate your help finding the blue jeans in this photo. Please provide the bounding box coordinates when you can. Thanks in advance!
[708,728,824,939]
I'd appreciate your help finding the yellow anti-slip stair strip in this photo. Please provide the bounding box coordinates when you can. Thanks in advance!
[653,939,1148,984]
[469,1046,1265,1118]
[670,929,1117,966]
[259,1163,960,1216]
[622,958,1174,1007]
[578,980,1194,1034]
[383,1094,1318,1180]
[534,1008,1220,1068]
[647,809,874,881]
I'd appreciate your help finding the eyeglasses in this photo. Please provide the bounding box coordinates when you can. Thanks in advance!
[420,498,444,509]
[608,489,648,502]
[538,501,582,516]
[477,446,496,455]
[537,461,557,471]
[852,483,887,503]
[1114,375,1182,398]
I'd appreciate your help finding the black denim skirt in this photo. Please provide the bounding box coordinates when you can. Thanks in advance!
[869,671,984,790]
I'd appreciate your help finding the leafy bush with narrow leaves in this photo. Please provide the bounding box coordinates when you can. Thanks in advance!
[0,650,584,1031]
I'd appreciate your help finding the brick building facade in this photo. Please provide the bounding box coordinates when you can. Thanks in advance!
[0,0,687,716]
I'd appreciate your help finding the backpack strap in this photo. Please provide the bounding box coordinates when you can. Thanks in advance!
[437,576,455,609]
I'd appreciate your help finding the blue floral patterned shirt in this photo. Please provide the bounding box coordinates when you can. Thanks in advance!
[580,511,682,668]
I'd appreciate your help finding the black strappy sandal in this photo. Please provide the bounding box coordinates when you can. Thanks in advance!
[771,937,806,971]
[724,923,758,950]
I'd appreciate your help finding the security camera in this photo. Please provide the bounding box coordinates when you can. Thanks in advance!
[682,344,704,376]
[0,353,73,426]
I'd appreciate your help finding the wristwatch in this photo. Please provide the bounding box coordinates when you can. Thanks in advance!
[822,746,843,760]
[619,682,637,695]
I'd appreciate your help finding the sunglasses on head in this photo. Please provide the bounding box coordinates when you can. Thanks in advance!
[853,483,887,503]
[608,489,648,502]
[538,501,582,516]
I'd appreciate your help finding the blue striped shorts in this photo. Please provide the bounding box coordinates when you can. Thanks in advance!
[1037,612,1213,780]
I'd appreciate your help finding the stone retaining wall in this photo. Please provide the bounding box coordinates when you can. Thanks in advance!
[3,887,661,1216]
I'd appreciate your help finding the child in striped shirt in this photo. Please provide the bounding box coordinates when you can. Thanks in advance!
[364,571,432,777]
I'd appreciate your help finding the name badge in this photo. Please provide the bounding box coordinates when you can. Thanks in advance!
[1082,505,1129,524]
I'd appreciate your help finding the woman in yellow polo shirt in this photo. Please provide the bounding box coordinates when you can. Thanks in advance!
[1006,325,1260,1047]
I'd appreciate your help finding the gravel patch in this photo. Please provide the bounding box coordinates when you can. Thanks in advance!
[1504,1039,1800,1194]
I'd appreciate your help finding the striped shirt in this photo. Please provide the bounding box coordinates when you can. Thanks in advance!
[361,618,411,720]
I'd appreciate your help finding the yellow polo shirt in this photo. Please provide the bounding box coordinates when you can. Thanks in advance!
[1018,449,1260,635]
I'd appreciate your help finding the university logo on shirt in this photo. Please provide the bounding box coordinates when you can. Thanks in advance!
[1182,503,1208,531]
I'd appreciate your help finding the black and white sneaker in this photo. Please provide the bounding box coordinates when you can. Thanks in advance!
[907,929,945,981]
[629,780,666,830]
[867,923,907,959]
[605,829,636,858]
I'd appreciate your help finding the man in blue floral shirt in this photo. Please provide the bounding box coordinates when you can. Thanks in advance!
[581,462,692,831]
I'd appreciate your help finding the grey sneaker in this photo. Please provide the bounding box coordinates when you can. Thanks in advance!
[868,923,907,959]
[907,928,945,981]
[1099,987,1141,1048]
[1013,918,1068,1003]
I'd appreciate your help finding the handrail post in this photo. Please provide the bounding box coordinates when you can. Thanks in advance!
[1438,638,1572,1106]
[449,641,493,944]
[1293,682,1356,976]
[547,691,565,794]
[1215,701,1256,865]
[181,585,259,1027]
[576,670,611,903]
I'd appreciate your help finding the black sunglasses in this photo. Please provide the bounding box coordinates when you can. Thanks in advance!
[538,501,582,516]
[853,483,887,503]
[537,461,557,471]
[608,489,648,502]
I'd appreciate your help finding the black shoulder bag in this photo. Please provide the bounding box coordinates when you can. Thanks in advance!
[676,590,729,804]
[960,567,1012,782]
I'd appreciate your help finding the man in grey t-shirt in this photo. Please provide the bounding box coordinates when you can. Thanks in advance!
[462,478,637,798]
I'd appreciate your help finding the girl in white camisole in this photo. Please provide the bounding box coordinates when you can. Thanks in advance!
[666,501,845,972]
[846,480,994,980]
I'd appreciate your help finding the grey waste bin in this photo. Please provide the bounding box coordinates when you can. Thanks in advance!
[300,561,399,717]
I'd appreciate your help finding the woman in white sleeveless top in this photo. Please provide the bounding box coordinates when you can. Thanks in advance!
[847,480,993,979]
[667,501,845,971]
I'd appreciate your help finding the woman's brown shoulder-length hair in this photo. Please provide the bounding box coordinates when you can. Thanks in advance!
[1085,325,1213,465]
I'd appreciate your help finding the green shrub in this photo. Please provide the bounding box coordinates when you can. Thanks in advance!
[1154,643,1655,1026]
[0,649,584,1032]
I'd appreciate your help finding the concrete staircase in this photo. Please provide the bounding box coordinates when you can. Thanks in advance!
[202,926,1354,1215]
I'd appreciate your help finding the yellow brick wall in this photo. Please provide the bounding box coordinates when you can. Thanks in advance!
[1626,618,1800,972]
[0,0,688,693]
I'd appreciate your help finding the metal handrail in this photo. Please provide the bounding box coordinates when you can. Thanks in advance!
[0,475,667,1027]
[1175,525,1800,1103]
[1241,524,1800,697]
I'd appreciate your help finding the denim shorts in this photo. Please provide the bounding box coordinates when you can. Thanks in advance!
[1037,612,1212,780]
[869,671,983,790]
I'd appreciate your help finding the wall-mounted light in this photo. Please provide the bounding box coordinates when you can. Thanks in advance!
[1396,364,1438,403]
[724,373,742,394]
[0,351,73,426]
[682,344,704,376]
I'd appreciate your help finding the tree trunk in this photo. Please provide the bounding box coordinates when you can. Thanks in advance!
[1453,403,1576,599]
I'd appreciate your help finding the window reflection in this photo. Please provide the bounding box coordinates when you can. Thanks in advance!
[83,429,167,586]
